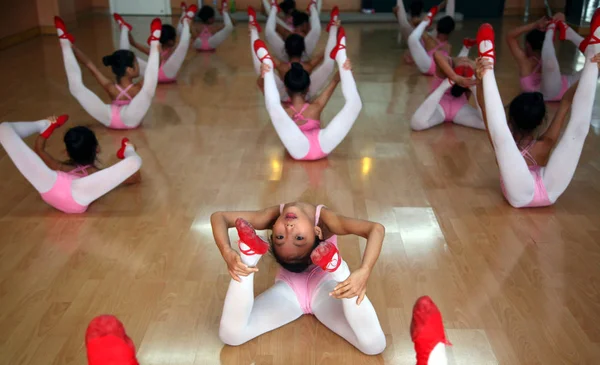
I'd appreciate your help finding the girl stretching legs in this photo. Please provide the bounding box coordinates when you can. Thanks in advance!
[0,118,142,213]
[58,18,161,129]
[476,17,600,207]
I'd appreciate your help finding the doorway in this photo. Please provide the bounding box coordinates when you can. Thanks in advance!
[109,0,171,15]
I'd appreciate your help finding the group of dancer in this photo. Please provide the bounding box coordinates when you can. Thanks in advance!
[1,1,600,364]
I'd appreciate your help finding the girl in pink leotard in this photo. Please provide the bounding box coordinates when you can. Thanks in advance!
[211,202,386,354]
[475,19,600,208]
[411,51,485,130]
[192,3,234,52]
[506,13,585,101]
[0,116,142,214]
[56,17,162,130]
[118,8,195,84]
[256,28,361,161]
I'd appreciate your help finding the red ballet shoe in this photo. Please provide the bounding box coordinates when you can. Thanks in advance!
[327,6,339,33]
[476,23,495,61]
[426,6,438,27]
[454,65,474,78]
[220,0,228,13]
[462,38,476,48]
[411,296,451,365]
[41,114,69,139]
[248,6,262,32]
[330,26,346,60]
[54,16,75,43]
[181,1,187,11]
[254,39,273,63]
[270,0,281,13]
[579,8,600,54]
[184,4,198,21]
[552,20,567,41]
[116,138,130,159]
[113,13,132,31]
[147,18,162,45]
[307,0,317,12]
[311,241,341,272]
[86,315,139,365]
[235,218,269,255]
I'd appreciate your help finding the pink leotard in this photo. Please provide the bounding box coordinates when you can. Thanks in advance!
[158,50,177,84]
[40,165,92,213]
[424,41,448,76]
[110,84,135,129]
[275,204,336,314]
[195,26,215,52]
[500,141,552,207]
[519,57,569,101]
[430,77,469,122]
[289,103,327,161]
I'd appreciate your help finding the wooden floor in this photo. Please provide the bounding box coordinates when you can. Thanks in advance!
[1,14,600,365]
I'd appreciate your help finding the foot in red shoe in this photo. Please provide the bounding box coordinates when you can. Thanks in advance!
[310,241,341,272]
[330,26,346,60]
[235,218,269,256]
[116,138,131,159]
[181,1,187,11]
[147,18,162,45]
[579,8,600,55]
[184,4,198,21]
[113,13,132,31]
[221,0,228,13]
[307,0,317,12]
[553,19,567,41]
[476,23,495,63]
[463,38,476,48]
[411,296,451,365]
[54,16,75,43]
[86,315,139,365]
[426,6,439,27]
[327,6,340,33]
[254,39,273,66]
[270,0,281,13]
[41,115,69,139]
[248,6,262,32]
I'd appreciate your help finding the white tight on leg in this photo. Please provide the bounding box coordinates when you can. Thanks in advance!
[263,55,311,158]
[307,24,337,99]
[542,54,599,202]
[566,27,584,48]
[118,26,148,75]
[445,0,455,18]
[0,121,57,193]
[311,260,386,355]
[482,63,535,207]
[162,20,191,79]
[71,146,142,206]
[397,0,414,43]
[457,45,470,58]
[262,0,294,32]
[454,104,485,130]
[541,27,564,100]
[208,12,234,49]
[410,78,451,130]
[60,40,112,127]
[250,28,289,100]
[118,41,160,128]
[318,39,362,154]
[266,7,288,61]
[408,21,433,74]
[303,5,322,60]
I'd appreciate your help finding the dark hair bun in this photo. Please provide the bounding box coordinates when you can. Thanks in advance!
[290,62,303,72]
[102,55,113,67]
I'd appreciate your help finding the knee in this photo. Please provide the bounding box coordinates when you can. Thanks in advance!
[124,154,143,171]
[407,30,420,45]
[410,116,426,131]
[359,333,387,355]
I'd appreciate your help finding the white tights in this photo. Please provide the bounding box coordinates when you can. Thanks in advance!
[261,0,294,32]
[307,23,338,99]
[193,12,234,50]
[0,121,142,207]
[541,25,585,100]
[265,3,321,62]
[262,37,362,159]
[411,79,484,130]
[61,39,159,129]
[250,27,289,101]
[219,248,386,355]
[396,0,415,44]
[481,46,598,207]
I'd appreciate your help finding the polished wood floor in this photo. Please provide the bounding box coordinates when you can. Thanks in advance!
[1,14,599,365]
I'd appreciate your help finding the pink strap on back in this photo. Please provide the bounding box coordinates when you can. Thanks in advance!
[115,84,133,101]
[290,103,310,121]
[68,164,92,177]
[520,141,538,166]
[431,41,447,53]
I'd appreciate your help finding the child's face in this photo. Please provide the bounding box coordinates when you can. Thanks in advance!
[271,205,318,264]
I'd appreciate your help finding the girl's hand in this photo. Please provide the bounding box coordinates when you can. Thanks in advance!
[260,63,272,78]
[330,266,371,305]
[553,13,566,22]
[223,248,258,282]
[536,17,551,30]
[47,115,58,124]
[475,57,493,80]
[592,53,600,66]
[342,59,352,71]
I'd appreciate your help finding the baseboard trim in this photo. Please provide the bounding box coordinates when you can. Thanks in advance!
[0,27,41,51]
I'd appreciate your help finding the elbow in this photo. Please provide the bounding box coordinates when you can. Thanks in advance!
[373,223,385,237]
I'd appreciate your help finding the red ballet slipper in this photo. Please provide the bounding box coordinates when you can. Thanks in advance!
[147,18,162,45]
[454,65,474,78]
[311,241,341,272]
[41,115,69,139]
[116,138,130,159]
[462,38,476,48]
[184,4,198,21]
[220,0,228,13]
[54,16,75,43]
[254,39,273,63]
[329,26,346,60]
[426,6,438,27]
[181,1,187,11]
[248,6,262,32]
[327,6,340,33]
[411,296,451,365]
[86,315,139,365]
[113,13,132,31]
[235,218,269,255]
[579,8,600,54]
[270,0,281,13]
[476,23,495,61]
[553,20,567,41]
